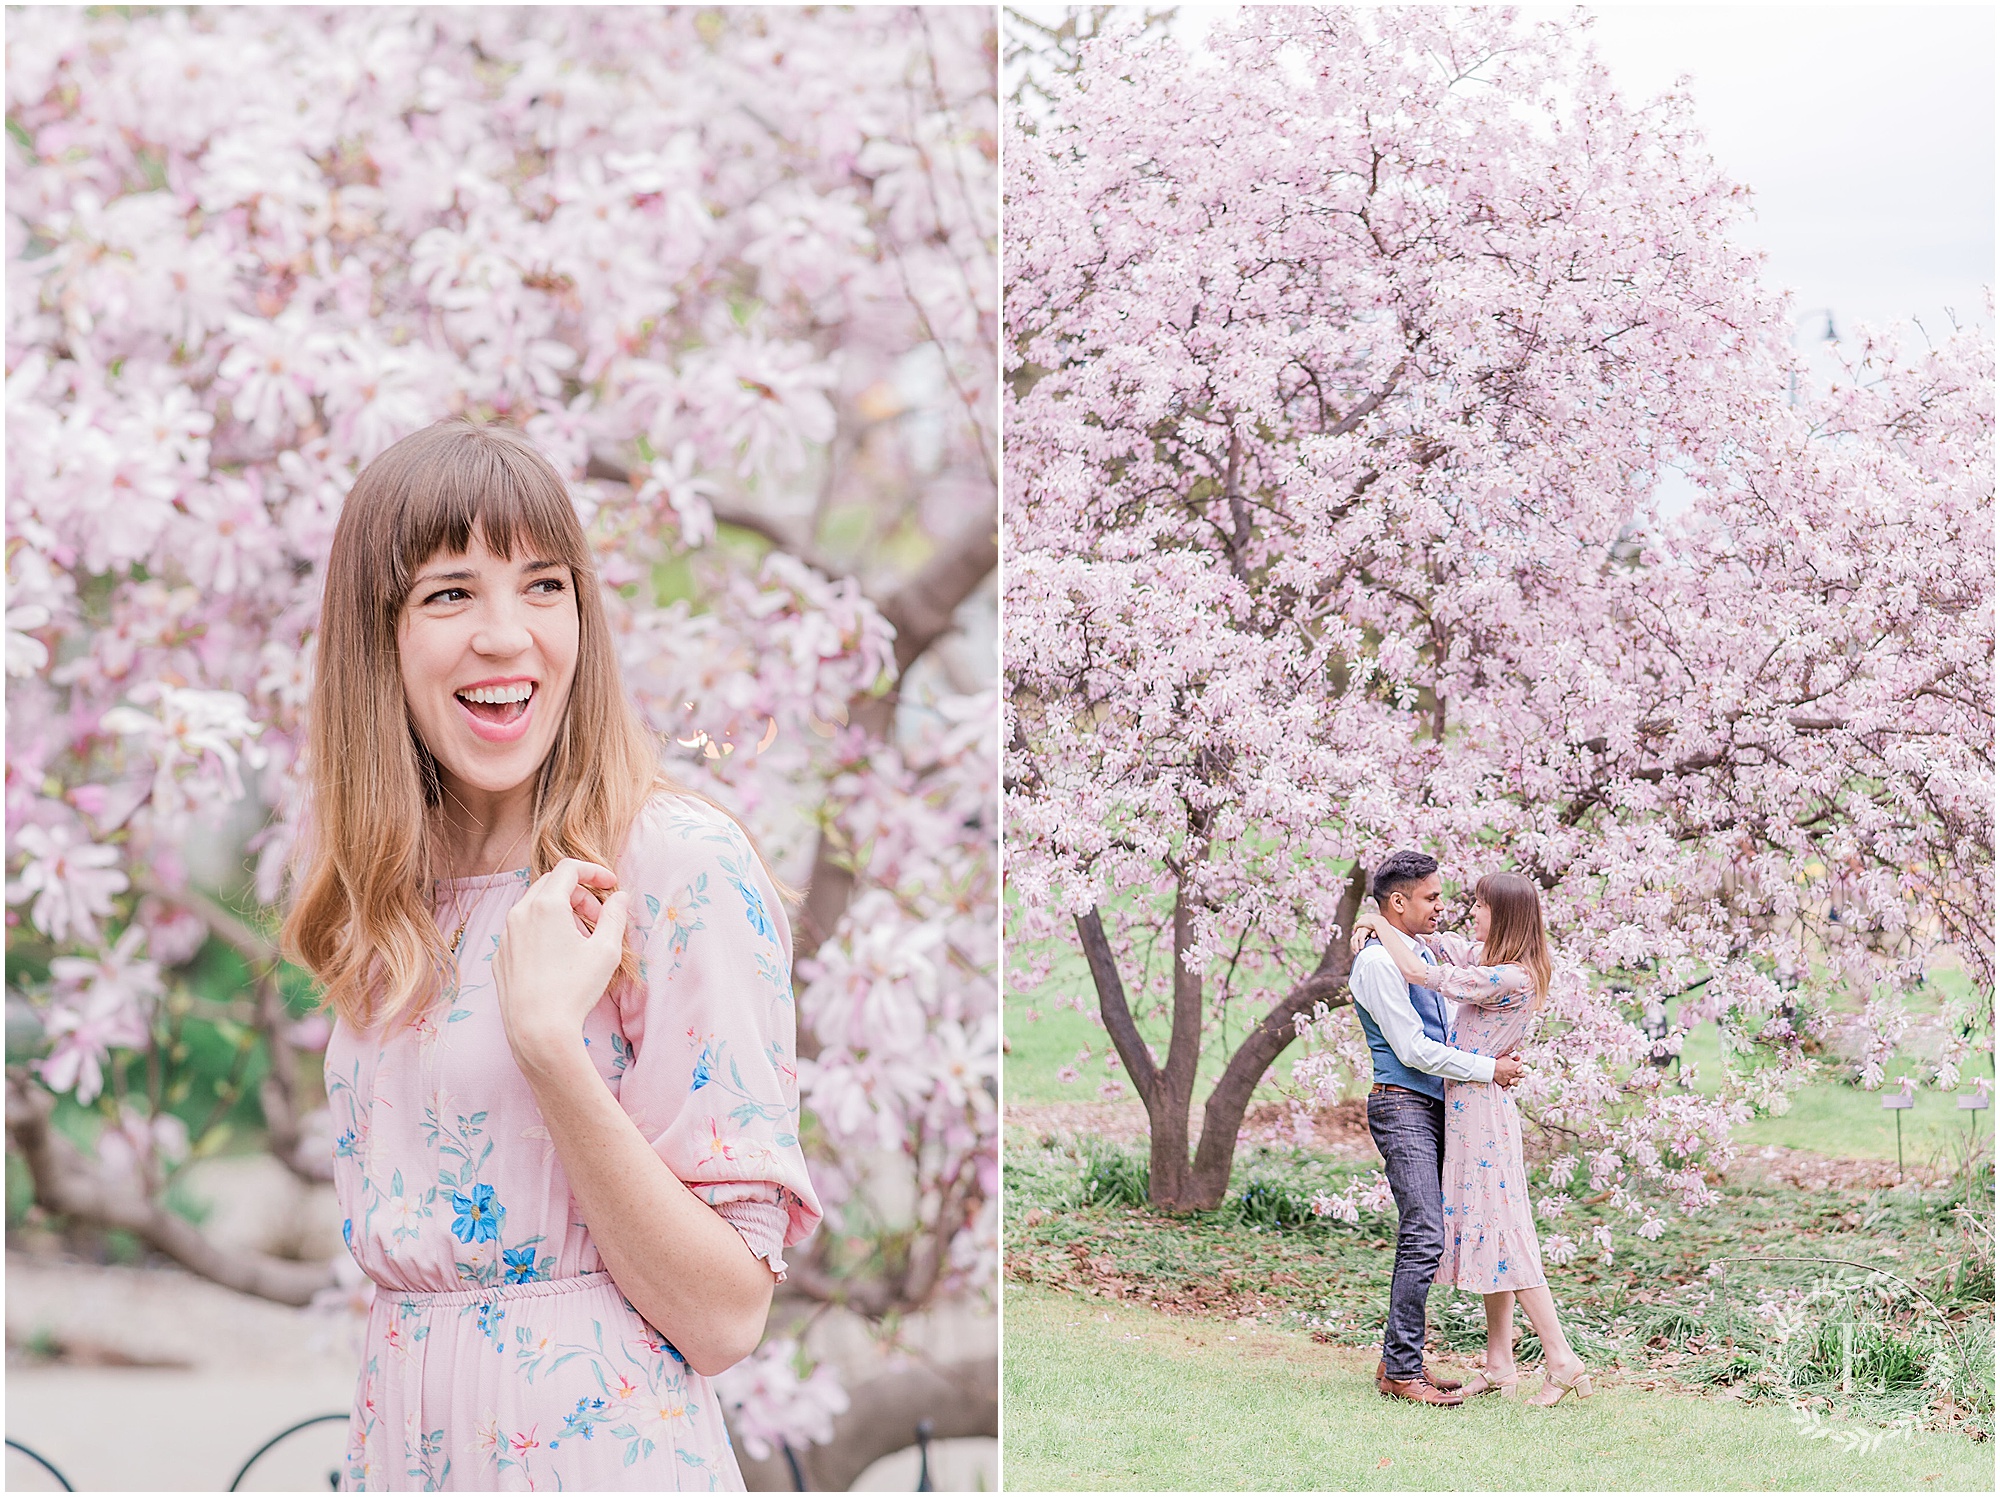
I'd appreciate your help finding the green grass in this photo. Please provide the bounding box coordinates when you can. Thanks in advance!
[1666,999,1994,1163]
[1006,1135,1994,1438]
[1002,1284,1994,1491]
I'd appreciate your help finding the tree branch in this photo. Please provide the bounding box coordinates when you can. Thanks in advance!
[796,513,998,962]
[135,877,333,1184]
[736,1351,998,1492]
[875,512,999,676]
[1076,906,1161,1098]
[1190,863,1368,1195]
[6,1070,336,1306]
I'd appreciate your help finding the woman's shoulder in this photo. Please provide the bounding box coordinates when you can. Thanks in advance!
[1429,929,1478,964]
[620,788,789,960]
[622,789,759,872]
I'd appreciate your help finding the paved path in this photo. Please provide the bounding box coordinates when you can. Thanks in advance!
[7,1249,359,1491]
[7,1366,358,1492]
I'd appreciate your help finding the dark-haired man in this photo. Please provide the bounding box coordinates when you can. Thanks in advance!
[1350,849,1524,1406]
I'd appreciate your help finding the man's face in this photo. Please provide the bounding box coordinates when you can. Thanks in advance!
[1388,873,1444,934]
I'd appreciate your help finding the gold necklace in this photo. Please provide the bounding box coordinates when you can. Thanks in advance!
[442,819,533,957]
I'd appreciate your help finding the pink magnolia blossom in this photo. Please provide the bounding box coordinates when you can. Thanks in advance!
[8,6,997,1358]
[1007,7,1989,1239]
[714,1338,851,1462]
[8,822,129,945]
[96,1101,189,1184]
[40,927,159,1103]
[100,684,268,824]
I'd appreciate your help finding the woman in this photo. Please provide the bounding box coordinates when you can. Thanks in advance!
[284,419,819,1490]
[1351,872,1592,1406]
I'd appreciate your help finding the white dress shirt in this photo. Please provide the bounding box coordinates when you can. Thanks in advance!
[1349,937,1497,1084]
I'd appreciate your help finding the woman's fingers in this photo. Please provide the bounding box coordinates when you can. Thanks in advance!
[536,857,619,899]
[570,884,605,933]
[586,890,630,958]
[565,858,619,890]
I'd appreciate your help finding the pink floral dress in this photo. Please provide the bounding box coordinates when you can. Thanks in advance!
[1420,932,1544,1295]
[324,794,821,1492]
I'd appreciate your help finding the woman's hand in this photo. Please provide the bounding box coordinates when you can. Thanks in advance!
[1349,910,1384,956]
[494,858,631,1073]
[1353,913,1436,985]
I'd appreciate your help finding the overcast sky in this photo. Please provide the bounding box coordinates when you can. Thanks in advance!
[1012,4,1995,343]
[1550,3,1993,341]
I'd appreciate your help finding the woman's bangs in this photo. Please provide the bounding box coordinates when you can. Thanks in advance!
[391,432,588,590]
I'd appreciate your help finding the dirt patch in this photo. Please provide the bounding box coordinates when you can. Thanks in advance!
[1239,1099,1378,1158]
[1012,1239,1271,1324]
[1008,1100,1153,1146]
[1009,1098,1381,1159]
[1726,1144,1940,1191]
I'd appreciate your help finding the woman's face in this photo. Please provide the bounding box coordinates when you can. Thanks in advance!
[397,529,579,806]
[1472,896,1491,944]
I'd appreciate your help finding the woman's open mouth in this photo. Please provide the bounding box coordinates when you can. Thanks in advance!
[455,681,537,740]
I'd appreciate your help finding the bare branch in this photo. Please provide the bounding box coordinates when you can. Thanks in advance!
[874,513,1000,675]
[736,1350,997,1492]
[6,1070,336,1306]
[1076,907,1161,1098]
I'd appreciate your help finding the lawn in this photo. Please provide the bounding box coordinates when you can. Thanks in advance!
[1003,1128,1994,1481]
[1002,1284,1994,1491]
[1666,984,1993,1164]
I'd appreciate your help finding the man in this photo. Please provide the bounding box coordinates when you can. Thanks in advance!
[1350,849,1524,1407]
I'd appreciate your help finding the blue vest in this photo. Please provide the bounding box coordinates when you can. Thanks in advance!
[1353,944,1451,1101]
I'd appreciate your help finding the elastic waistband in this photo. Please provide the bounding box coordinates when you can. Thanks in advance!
[380,1269,617,1310]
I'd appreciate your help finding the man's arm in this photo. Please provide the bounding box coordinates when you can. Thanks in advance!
[1349,945,1496,1084]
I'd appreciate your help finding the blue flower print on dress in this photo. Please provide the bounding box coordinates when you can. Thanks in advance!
[559,1396,610,1444]
[718,853,775,943]
[736,878,772,941]
[691,1043,715,1092]
[502,1244,540,1284]
[477,1299,507,1349]
[452,1183,505,1244]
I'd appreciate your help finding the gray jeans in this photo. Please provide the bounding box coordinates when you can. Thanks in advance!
[1367,1086,1447,1380]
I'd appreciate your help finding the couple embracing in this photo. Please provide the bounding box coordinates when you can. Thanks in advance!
[1348,850,1592,1408]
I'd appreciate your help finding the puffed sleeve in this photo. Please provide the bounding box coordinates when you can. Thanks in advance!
[1421,931,1533,1009]
[610,793,822,1276]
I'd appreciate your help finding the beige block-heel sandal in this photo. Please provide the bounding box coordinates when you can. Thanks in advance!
[1528,1365,1594,1407]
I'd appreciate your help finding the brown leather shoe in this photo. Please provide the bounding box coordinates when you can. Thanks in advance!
[1376,1367,1466,1406]
[1377,1358,1465,1392]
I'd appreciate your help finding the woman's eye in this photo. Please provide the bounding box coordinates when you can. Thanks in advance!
[529,577,568,596]
[424,587,471,605]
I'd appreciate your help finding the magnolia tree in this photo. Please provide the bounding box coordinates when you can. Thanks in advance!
[1004,7,1992,1235]
[5,5,996,1469]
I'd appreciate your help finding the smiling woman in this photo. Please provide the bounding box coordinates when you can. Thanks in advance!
[280,419,820,1491]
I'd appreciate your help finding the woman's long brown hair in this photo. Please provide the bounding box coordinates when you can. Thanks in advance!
[1474,871,1553,1009]
[282,419,675,1031]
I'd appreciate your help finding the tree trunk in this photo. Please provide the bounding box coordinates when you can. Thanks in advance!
[1145,883,1209,1207]
[1074,863,1369,1214]
[1185,863,1368,1207]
